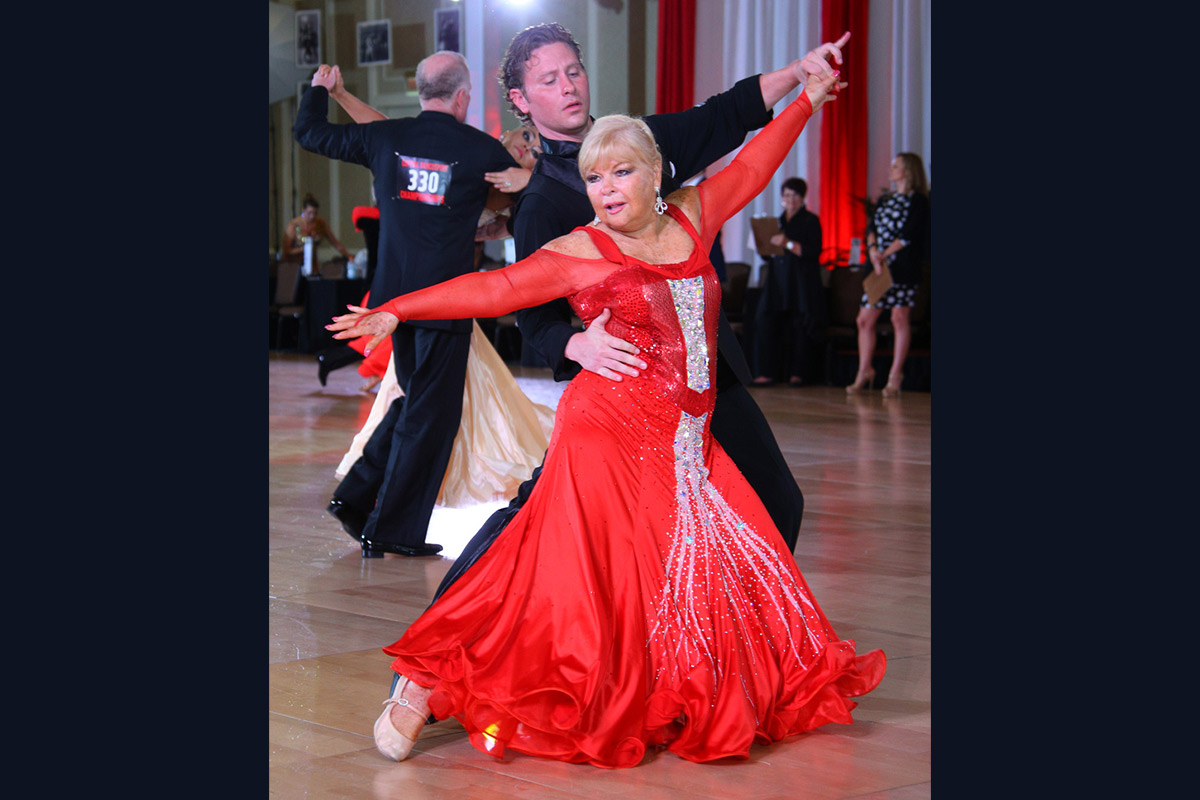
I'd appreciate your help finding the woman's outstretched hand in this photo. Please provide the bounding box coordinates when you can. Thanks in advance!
[326,305,399,356]
[803,70,846,114]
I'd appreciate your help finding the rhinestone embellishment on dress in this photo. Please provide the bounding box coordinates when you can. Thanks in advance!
[647,410,823,703]
[666,276,708,392]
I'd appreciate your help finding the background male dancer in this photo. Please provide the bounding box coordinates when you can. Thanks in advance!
[296,53,520,558]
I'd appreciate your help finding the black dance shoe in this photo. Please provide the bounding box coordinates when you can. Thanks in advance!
[316,345,363,386]
[361,539,444,559]
[327,497,369,542]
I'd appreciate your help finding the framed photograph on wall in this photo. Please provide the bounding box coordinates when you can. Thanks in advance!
[435,8,462,54]
[295,10,321,69]
[358,20,392,66]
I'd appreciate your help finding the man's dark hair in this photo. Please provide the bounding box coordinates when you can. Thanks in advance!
[782,177,807,198]
[498,23,584,125]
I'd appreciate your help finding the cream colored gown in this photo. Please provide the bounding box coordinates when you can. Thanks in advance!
[335,321,556,507]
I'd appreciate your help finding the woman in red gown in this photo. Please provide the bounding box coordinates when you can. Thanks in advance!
[328,68,884,769]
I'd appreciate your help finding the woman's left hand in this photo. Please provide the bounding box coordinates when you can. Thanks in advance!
[326,304,399,355]
[485,167,532,193]
[802,70,846,113]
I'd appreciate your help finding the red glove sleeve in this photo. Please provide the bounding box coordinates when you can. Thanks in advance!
[372,249,610,322]
[697,93,814,248]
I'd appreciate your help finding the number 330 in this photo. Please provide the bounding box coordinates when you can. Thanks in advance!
[407,169,440,194]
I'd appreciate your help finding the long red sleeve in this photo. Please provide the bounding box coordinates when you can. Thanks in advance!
[371,94,813,325]
[370,249,614,323]
[697,93,814,247]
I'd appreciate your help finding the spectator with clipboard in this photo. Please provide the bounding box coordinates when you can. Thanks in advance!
[749,178,825,386]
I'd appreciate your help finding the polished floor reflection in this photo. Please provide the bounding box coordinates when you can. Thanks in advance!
[269,352,931,799]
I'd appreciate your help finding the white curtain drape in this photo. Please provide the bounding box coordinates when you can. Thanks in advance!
[867,0,932,196]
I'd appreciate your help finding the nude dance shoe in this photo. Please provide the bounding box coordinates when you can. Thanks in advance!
[882,372,903,398]
[845,368,876,394]
[373,675,432,761]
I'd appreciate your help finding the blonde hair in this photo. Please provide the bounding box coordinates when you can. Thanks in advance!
[578,115,662,181]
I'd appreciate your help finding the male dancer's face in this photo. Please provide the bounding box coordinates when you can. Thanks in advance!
[509,41,592,142]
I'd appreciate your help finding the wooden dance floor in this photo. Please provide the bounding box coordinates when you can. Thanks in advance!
[269,351,931,798]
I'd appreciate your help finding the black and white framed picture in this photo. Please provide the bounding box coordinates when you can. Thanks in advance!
[295,10,321,69]
[357,20,392,66]
[435,8,462,54]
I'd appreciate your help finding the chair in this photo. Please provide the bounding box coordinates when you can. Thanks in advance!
[911,260,931,343]
[824,266,871,385]
[269,257,279,305]
[826,266,865,335]
[721,262,750,321]
[270,260,305,350]
[319,258,346,279]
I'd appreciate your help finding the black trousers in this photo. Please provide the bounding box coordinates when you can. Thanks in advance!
[335,325,471,547]
[755,308,816,379]
[428,381,805,606]
[754,265,827,381]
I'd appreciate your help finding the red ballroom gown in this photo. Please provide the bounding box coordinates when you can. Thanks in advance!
[370,94,886,768]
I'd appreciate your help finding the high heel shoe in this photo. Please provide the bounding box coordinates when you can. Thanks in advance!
[845,369,876,395]
[373,675,431,762]
[881,372,903,398]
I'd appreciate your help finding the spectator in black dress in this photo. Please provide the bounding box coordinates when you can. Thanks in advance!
[752,177,824,386]
[847,152,930,397]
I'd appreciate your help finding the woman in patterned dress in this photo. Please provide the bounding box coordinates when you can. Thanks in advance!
[846,152,930,397]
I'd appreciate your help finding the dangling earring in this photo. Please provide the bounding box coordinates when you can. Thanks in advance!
[592,215,601,226]
[654,187,667,215]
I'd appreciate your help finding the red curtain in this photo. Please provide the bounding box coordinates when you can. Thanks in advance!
[656,0,696,114]
[819,0,869,264]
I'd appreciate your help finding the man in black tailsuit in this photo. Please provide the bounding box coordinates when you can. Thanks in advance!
[295,52,519,557]
[429,24,850,599]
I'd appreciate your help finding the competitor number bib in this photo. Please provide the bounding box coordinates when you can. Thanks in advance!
[395,154,454,206]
